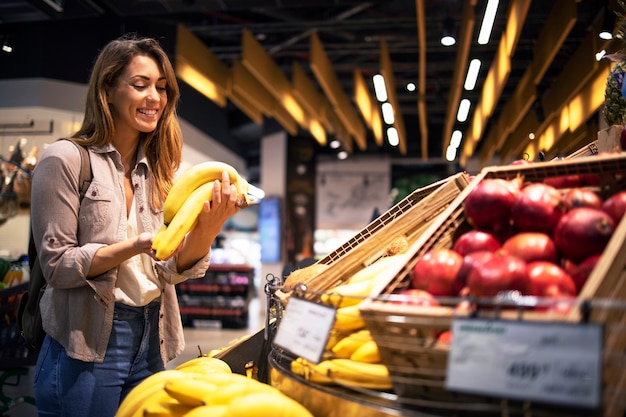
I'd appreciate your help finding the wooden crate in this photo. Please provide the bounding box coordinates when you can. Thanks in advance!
[281,172,469,299]
[359,154,626,417]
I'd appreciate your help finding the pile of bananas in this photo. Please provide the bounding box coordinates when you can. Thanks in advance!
[116,356,313,417]
[289,254,409,391]
[152,161,249,260]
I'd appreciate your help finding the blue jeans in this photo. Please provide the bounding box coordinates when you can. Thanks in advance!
[33,301,164,417]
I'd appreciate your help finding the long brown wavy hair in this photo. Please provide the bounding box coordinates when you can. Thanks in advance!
[72,33,182,210]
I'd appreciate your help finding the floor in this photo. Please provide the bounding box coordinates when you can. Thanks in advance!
[1,298,266,417]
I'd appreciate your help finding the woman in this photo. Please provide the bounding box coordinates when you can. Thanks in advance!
[30,34,241,416]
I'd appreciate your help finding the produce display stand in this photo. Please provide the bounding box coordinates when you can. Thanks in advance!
[359,153,626,417]
[279,172,469,302]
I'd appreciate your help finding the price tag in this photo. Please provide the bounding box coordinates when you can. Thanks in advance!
[273,297,336,363]
[445,318,602,408]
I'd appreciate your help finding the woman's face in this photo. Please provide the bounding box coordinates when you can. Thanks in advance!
[107,54,167,138]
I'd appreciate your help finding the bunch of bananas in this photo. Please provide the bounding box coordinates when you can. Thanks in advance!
[116,356,313,417]
[152,161,249,260]
[287,254,410,391]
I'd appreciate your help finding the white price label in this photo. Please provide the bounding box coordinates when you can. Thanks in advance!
[445,318,602,408]
[273,297,336,363]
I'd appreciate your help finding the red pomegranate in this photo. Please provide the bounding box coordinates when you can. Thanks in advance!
[464,178,521,233]
[466,252,529,297]
[564,254,601,292]
[562,188,602,211]
[454,251,495,294]
[510,183,564,234]
[501,232,559,264]
[452,230,501,256]
[411,249,463,296]
[602,191,626,225]
[526,261,577,298]
[554,208,615,263]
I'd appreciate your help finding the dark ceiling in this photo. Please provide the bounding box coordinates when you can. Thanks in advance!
[0,0,610,182]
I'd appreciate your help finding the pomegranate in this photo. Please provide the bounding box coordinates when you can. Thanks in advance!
[452,230,501,256]
[564,254,601,292]
[501,232,558,263]
[454,251,495,294]
[544,175,585,189]
[397,289,440,307]
[554,208,615,263]
[526,261,577,298]
[562,188,602,211]
[411,249,463,296]
[510,183,564,234]
[466,252,529,297]
[436,330,452,344]
[602,191,626,225]
[463,178,521,233]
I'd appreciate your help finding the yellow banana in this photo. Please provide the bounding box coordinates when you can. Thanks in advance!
[202,379,278,406]
[164,161,248,225]
[141,391,195,417]
[174,357,232,374]
[320,255,408,308]
[163,378,218,407]
[345,254,409,284]
[332,303,366,332]
[116,370,190,417]
[320,279,375,308]
[291,357,392,390]
[153,182,214,260]
[151,224,167,254]
[350,339,381,363]
[182,405,229,417]
[325,358,392,389]
[225,392,314,417]
[331,329,372,358]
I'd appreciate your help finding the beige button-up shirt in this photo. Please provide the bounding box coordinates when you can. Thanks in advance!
[30,139,210,364]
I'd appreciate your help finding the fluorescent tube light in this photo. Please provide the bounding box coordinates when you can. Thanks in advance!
[478,0,499,45]
[457,99,471,122]
[450,130,462,148]
[446,145,457,161]
[373,74,388,102]
[387,127,399,146]
[381,102,395,124]
[464,59,481,90]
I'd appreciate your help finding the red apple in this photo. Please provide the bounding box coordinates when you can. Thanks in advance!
[501,232,558,264]
[526,261,577,298]
[452,230,501,256]
[411,249,463,296]
[397,289,440,307]
[466,252,529,297]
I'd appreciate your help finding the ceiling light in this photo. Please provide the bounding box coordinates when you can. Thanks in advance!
[329,139,341,149]
[2,40,13,54]
[373,74,388,102]
[446,145,457,161]
[596,49,607,61]
[337,151,348,160]
[406,82,416,92]
[450,130,462,148]
[464,59,481,90]
[478,0,499,45]
[381,102,395,124]
[441,16,456,46]
[387,127,399,146]
[599,6,615,40]
[457,99,471,122]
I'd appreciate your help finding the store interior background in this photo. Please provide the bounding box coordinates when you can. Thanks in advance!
[0,0,618,414]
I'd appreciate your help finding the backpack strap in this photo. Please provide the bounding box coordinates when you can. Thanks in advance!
[73,141,93,200]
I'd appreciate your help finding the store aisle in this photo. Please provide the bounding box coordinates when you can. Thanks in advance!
[167,297,265,369]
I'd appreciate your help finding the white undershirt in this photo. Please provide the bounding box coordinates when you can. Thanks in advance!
[114,199,161,306]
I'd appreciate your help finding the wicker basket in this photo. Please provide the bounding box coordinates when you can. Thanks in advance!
[280,172,469,301]
[359,153,626,417]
